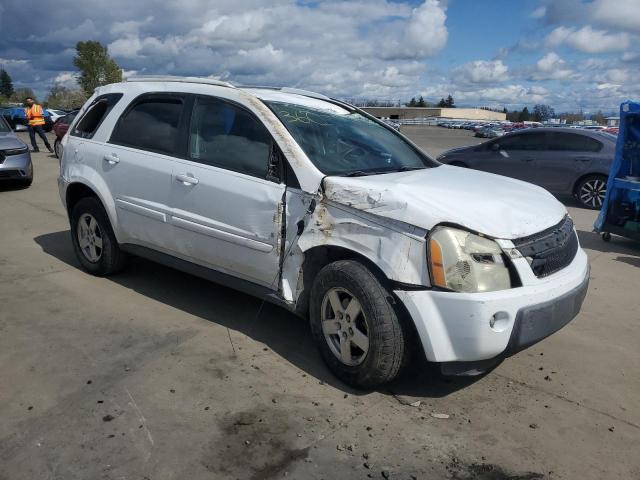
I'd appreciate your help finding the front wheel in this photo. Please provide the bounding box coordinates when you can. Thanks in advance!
[576,174,607,210]
[54,138,62,159]
[70,197,127,276]
[309,260,408,389]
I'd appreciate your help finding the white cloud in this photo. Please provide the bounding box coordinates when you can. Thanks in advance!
[53,71,78,88]
[455,60,509,83]
[589,0,640,33]
[531,6,546,19]
[404,0,448,57]
[545,25,630,53]
[531,52,573,80]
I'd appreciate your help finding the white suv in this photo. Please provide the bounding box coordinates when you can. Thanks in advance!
[59,76,590,388]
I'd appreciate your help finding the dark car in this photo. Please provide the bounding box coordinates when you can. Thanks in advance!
[437,128,616,209]
[52,110,78,158]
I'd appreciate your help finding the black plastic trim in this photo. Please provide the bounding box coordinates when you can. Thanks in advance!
[120,244,293,311]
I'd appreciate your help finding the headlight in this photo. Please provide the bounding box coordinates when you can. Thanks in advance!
[428,227,512,293]
[3,146,28,156]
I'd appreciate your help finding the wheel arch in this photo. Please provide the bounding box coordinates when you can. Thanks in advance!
[572,172,607,196]
[294,245,390,317]
[65,180,120,240]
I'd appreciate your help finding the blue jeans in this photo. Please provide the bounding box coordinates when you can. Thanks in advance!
[28,125,51,150]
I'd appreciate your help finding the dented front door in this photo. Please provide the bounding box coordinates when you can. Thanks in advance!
[168,95,286,288]
[169,160,285,287]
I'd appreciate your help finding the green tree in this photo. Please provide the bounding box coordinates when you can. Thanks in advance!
[0,69,14,98]
[10,87,36,103]
[592,110,605,125]
[445,94,455,108]
[406,97,417,107]
[45,85,89,109]
[437,98,446,108]
[73,41,123,96]
[533,104,555,122]
[416,96,426,107]
[518,106,530,122]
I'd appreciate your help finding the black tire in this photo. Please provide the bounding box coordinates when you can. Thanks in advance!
[54,138,61,159]
[575,174,607,210]
[309,260,408,389]
[70,196,126,276]
[602,232,612,242]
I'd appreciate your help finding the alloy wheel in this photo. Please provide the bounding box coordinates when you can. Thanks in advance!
[579,179,606,209]
[76,213,103,262]
[321,287,370,366]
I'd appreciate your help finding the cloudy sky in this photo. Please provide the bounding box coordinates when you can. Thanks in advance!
[0,0,638,113]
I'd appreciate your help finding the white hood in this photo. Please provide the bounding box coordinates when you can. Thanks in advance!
[322,165,567,239]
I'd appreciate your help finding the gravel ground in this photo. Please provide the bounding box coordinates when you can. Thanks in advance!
[0,129,638,480]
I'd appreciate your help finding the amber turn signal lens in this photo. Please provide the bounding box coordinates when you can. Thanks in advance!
[429,238,446,288]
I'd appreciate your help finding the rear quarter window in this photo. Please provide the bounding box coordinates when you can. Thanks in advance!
[71,93,123,139]
[547,132,602,152]
[109,94,185,156]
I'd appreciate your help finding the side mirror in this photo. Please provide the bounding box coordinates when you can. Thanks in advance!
[491,143,500,151]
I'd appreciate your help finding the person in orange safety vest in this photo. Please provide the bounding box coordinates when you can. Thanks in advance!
[24,97,53,153]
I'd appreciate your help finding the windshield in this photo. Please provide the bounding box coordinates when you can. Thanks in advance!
[266,101,438,176]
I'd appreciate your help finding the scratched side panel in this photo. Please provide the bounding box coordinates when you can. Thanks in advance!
[281,196,430,306]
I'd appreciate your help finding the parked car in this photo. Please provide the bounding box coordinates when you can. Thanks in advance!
[438,128,615,209]
[47,109,67,122]
[52,110,79,158]
[1,106,53,132]
[59,77,589,388]
[0,115,33,186]
[381,119,400,131]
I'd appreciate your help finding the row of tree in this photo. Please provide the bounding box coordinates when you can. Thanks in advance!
[0,41,122,109]
[404,94,456,108]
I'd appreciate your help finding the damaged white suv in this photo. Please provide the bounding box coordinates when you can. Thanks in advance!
[59,77,590,388]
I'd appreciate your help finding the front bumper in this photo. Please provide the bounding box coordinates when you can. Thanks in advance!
[395,247,590,363]
[0,152,32,180]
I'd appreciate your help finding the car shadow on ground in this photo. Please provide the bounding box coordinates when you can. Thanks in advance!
[34,230,480,399]
[577,229,640,256]
[0,182,30,192]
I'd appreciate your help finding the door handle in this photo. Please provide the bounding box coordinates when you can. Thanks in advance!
[175,173,199,186]
[103,153,120,165]
[575,156,591,162]
[522,157,534,162]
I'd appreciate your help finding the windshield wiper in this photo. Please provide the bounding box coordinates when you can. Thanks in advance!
[395,166,427,172]
[342,170,376,177]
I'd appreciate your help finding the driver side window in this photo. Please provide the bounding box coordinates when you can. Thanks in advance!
[189,97,272,179]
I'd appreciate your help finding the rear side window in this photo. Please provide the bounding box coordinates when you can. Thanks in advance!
[110,95,184,156]
[71,93,122,139]
[547,132,602,152]
[188,97,272,178]
[498,132,547,151]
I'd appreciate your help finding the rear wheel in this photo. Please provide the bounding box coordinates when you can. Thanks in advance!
[309,260,408,388]
[70,197,126,276]
[576,174,607,210]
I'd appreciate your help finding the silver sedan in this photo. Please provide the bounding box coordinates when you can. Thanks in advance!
[0,116,33,186]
